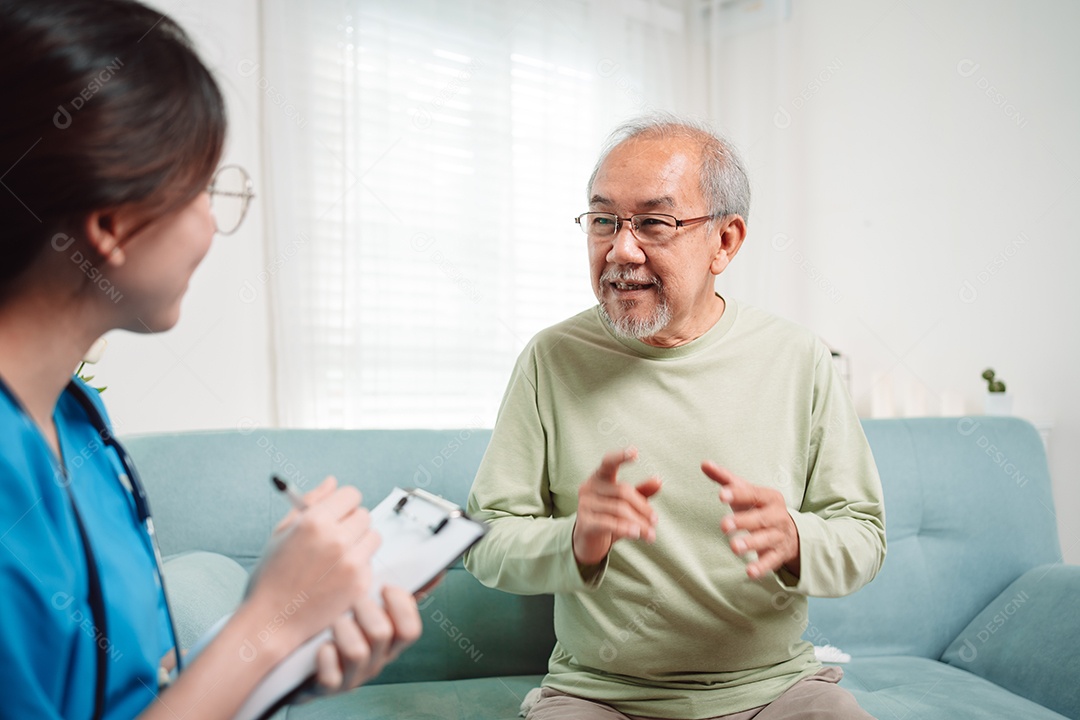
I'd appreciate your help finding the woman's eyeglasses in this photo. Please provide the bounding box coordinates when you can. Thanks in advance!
[207,164,255,235]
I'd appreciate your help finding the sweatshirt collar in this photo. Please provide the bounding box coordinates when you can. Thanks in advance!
[601,294,739,359]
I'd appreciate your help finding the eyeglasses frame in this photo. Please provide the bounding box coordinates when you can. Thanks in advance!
[575,211,721,244]
[207,164,256,236]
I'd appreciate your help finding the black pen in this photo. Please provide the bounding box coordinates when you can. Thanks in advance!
[271,474,308,511]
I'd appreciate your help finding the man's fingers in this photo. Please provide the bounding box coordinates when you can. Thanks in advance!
[715,478,766,510]
[590,487,657,522]
[594,446,638,483]
[609,518,651,542]
[586,493,657,537]
[749,548,788,577]
[585,513,654,543]
[701,461,736,486]
[635,476,663,498]
[727,524,798,579]
[575,449,659,563]
[720,507,772,534]
[701,462,753,505]
[621,520,655,543]
[728,526,783,555]
[704,462,800,579]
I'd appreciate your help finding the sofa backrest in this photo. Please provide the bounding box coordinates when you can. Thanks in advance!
[807,417,1061,660]
[124,428,555,684]
[126,428,492,566]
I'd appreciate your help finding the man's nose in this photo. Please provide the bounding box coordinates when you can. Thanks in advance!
[606,221,647,265]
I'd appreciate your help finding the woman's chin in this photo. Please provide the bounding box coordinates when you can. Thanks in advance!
[124,305,182,334]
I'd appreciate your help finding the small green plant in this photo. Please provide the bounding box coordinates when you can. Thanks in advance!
[982,368,1006,393]
[76,337,108,393]
[75,361,106,393]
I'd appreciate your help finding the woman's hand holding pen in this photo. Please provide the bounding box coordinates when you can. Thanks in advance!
[245,476,380,656]
[247,476,422,694]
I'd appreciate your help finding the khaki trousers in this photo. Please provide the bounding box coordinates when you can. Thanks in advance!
[525,667,875,720]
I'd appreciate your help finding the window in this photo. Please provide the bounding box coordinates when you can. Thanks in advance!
[261,0,690,428]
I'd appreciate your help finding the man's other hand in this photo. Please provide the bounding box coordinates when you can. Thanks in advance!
[701,461,800,579]
[573,447,661,567]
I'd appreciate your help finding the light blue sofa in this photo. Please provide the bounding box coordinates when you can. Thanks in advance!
[125,417,1080,719]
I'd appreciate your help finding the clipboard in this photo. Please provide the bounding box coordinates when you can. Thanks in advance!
[187,487,487,720]
[369,487,487,593]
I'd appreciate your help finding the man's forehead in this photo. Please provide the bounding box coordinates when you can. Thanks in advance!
[591,136,703,209]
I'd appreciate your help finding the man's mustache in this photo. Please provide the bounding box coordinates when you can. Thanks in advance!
[600,267,663,288]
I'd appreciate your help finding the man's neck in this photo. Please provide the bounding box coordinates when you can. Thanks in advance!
[640,293,726,348]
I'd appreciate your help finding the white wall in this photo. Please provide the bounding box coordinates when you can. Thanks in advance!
[95,0,275,437]
[705,0,1080,562]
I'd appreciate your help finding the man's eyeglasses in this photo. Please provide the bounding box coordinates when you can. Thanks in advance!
[575,212,717,246]
[207,165,255,235]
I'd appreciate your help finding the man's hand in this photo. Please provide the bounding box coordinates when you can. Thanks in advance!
[573,447,662,567]
[701,461,800,579]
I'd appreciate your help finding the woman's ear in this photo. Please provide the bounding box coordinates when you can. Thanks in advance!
[710,215,747,275]
[82,209,136,267]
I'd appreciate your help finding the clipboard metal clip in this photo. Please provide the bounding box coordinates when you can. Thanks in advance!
[393,487,464,535]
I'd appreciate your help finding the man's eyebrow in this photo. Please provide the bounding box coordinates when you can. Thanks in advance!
[641,196,676,209]
[589,195,677,208]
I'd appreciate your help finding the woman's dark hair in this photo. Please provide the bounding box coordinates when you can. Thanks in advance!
[0,0,226,290]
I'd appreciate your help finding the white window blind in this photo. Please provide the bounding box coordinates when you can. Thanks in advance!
[260,0,689,428]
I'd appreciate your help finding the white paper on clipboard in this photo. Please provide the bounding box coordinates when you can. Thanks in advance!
[367,487,487,596]
[188,487,487,720]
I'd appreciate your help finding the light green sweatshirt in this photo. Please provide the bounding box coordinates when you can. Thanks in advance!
[464,298,885,718]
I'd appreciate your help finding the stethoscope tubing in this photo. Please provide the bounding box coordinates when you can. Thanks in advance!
[64,379,185,675]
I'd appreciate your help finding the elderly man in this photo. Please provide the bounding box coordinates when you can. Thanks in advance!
[463,115,885,720]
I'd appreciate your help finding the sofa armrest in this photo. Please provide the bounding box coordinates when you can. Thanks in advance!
[941,563,1080,718]
[162,551,249,651]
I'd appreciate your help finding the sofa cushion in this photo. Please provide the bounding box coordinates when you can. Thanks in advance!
[283,674,545,720]
[941,563,1080,719]
[367,564,555,686]
[839,656,1069,719]
[161,550,248,651]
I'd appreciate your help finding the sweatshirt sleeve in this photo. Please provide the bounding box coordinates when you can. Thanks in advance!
[776,343,887,597]
[463,345,605,595]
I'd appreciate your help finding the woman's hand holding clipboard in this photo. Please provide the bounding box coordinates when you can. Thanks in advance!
[186,481,487,720]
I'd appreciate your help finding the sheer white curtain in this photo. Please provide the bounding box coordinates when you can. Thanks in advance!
[260,0,696,428]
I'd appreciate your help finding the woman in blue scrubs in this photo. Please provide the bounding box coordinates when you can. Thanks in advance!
[0,1,421,718]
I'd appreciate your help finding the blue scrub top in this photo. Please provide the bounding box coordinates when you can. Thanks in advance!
[0,376,175,719]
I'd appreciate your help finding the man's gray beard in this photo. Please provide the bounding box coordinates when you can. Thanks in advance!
[599,298,673,340]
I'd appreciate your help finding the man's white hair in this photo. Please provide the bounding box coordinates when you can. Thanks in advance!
[586,112,751,224]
